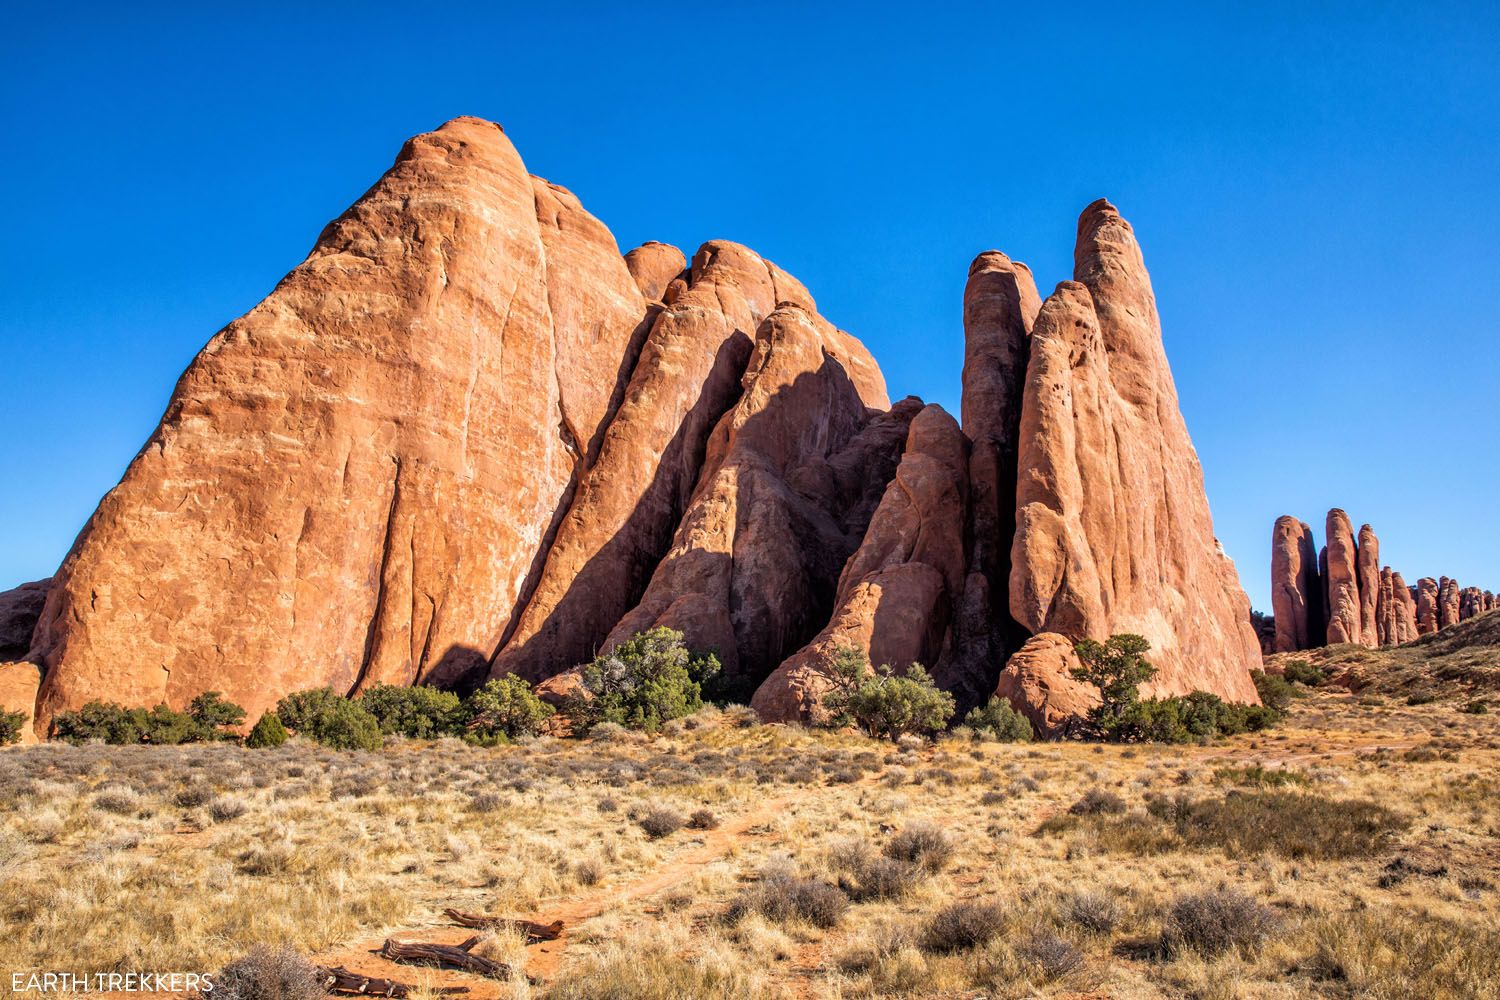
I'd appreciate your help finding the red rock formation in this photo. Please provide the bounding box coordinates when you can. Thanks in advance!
[623,241,687,302]
[1324,510,1363,645]
[31,117,653,731]
[1271,517,1321,652]
[492,242,768,684]
[1355,525,1381,647]
[1460,586,1484,621]
[1004,201,1260,706]
[1376,567,1396,646]
[0,661,41,746]
[1416,577,1440,635]
[1250,611,1277,655]
[603,303,896,694]
[1389,570,1418,645]
[994,633,1100,739]
[1439,577,1460,629]
[752,403,964,722]
[0,579,49,660]
[952,250,1042,703]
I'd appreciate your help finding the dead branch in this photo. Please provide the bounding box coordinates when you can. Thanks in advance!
[442,908,564,941]
[316,964,470,996]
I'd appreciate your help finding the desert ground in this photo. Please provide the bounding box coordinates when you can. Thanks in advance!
[4,651,1500,1000]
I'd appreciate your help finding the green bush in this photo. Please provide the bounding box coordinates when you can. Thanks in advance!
[359,683,464,738]
[275,689,382,750]
[140,703,198,745]
[1252,669,1296,712]
[1072,633,1156,727]
[1463,699,1489,715]
[0,708,26,746]
[245,712,289,748]
[52,701,143,744]
[188,691,247,738]
[819,645,954,742]
[1281,659,1327,686]
[464,675,554,744]
[963,699,1034,742]
[564,627,716,734]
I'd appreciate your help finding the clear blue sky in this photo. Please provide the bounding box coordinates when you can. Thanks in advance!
[3,2,1496,610]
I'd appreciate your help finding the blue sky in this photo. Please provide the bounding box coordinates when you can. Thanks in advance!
[2,2,1496,610]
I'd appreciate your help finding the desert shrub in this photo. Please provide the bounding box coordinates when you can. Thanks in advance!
[921,901,1005,953]
[1252,669,1296,712]
[1107,690,1280,744]
[1282,659,1327,686]
[638,807,686,839]
[1406,691,1439,706]
[468,791,505,813]
[1017,931,1085,978]
[51,701,141,744]
[138,703,198,745]
[574,857,605,886]
[565,628,716,734]
[1069,787,1127,815]
[275,689,382,750]
[0,708,28,745]
[209,796,249,822]
[1161,888,1278,957]
[884,821,954,873]
[819,645,955,742]
[93,788,140,815]
[188,691,247,739]
[687,808,720,830]
[963,699,1034,742]
[358,684,463,739]
[1147,790,1407,860]
[246,712,288,748]
[1064,890,1120,934]
[174,784,213,808]
[841,855,921,902]
[1463,699,1489,714]
[215,945,324,1000]
[727,867,848,928]
[463,675,554,743]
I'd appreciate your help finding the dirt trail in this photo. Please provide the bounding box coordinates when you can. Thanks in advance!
[307,783,819,996]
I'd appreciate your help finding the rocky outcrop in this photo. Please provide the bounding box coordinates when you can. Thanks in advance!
[1269,512,1492,652]
[0,661,41,746]
[17,118,1268,738]
[1356,525,1381,647]
[1324,510,1363,646]
[994,633,1100,738]
[0,579,49,660]
[599,303,896,694]
[1416,577,1440,635]
[751,402,962,722]
[1271,518,1321,652]
[1004,201,1260,704]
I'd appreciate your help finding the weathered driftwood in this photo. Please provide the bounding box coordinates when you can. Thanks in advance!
[316,964,470,997]
[378,936,512,979]
[442,908,564,941]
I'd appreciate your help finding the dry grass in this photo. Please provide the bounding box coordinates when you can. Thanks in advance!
[2,684,1499,999]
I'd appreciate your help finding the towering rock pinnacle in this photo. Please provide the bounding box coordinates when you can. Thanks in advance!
[1271,517,1323,652]
[1003,200,1261,713]
[1324,510,1363,645]
[1356,524,1381,648]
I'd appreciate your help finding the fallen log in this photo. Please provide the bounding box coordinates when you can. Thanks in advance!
[315,964,470,997]
[442,908,564,941]
[378,936,514,980]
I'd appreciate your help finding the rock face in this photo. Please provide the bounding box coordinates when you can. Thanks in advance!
[751,402,961,721]
[1389,570,1418,645]
[0,661,41,746]
[1271,518,1321,653]
[0,579,50,660]
[1324,510,1363,646]
[1439,577,1461,629]
[1004,201,1260,706]
[1356,525,1381,647]
[31,117,654,730]
[15,118,1267,738]
[1416,577,1440,635]
[993,633,1100,738]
